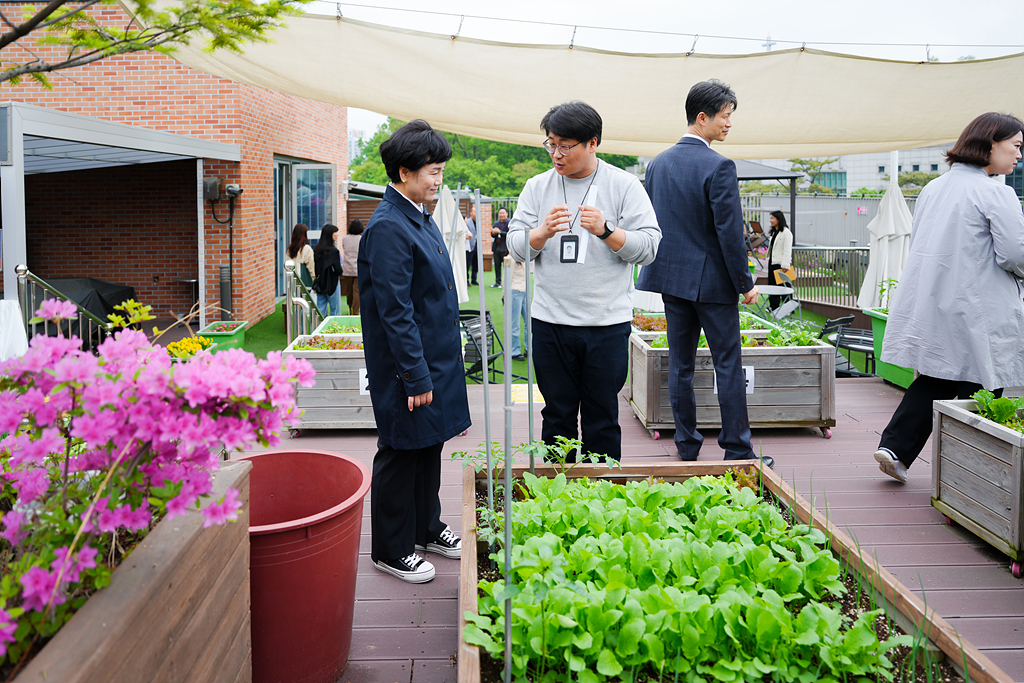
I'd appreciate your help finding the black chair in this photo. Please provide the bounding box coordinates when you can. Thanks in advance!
[819,315,875,377]
[460,310,507,383]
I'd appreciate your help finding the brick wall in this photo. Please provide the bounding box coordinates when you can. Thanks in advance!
[3,3,347,324]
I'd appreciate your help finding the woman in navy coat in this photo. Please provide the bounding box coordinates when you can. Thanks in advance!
[358,120,471,583]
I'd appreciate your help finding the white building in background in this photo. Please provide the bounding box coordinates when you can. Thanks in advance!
[347,129,367,167]
[750,146,950,194]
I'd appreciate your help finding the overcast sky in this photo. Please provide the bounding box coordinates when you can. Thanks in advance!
[324,0,1023,134]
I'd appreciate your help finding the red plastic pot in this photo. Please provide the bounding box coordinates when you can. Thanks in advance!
[238,449,371,683]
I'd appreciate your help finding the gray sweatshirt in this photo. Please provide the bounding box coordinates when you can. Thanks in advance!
[507,160,661,327]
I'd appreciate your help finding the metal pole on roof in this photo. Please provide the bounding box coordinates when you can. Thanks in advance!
[502,247,514,683]
[889,151,900,189]
[523,211,535,473]
[473,189,494,564]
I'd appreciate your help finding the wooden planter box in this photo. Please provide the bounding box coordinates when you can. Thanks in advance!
[198,321,249,351]
[628,333,835,437]
[312,315,361,335]
[15,461,253,683]
[863,308,915,389]
[284,334,375,429]
[459,462,1015,683]
[932,399,1023,573]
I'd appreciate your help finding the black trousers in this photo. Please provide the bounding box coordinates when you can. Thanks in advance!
[879,374,1002,468]
[766,263,792,309]
[492,250,505,285]
[466,249,478,283]
[531,319,630,461]
[370,440,446,563]
[664,294,754,460]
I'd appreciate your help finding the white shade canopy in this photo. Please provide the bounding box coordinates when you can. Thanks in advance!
[156,7,1024,158]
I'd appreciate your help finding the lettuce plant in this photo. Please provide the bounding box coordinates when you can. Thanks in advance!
[0,300,315,671]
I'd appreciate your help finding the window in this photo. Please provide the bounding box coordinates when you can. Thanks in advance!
[820,171,848,195]
[931,164,938,171]
[1007,161,1024,199]
[898,165,902,172]
[913,164,920,172]
[878,166,885,173]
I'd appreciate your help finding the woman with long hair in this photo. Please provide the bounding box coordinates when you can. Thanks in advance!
[766,210,794,310]
[873,112,1024,483]
[287,223,315,287]
[311,223,342,316]
[359,120,470,583]
[339,219,364,314]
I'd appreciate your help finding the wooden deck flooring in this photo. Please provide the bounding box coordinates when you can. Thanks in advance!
[241,377,1024,683]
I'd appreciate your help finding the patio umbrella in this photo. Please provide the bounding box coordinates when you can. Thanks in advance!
[432,186,470,304]
[856,179,913,310]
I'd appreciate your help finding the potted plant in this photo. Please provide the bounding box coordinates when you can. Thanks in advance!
[931,391,1024,578]
[0,299,315,680]
[312,315,361,335]
[284,334,374,430]
[197,320,249,350]
[862,278,915,388]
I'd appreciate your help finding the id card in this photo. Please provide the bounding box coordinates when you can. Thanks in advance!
[560,234,579,263]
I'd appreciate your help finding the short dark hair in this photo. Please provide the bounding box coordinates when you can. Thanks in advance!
[685,79,738,126]
[379,119,452,184]
[945,112,1024,167]
[541,101,602,146]
[348,219,364,236]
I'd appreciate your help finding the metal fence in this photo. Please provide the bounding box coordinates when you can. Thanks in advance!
[283,260,324,344]
[741,194,918,248]
[790,246,871,308]
[16,265,114,353]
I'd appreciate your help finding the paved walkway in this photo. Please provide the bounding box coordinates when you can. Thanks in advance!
[242,378,1024,683]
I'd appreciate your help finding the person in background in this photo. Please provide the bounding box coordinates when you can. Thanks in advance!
[465,205,479,286]
[506,255,529,361]
[766,210,794,310]
[340,219,364,314]
[506,100,662,462]
[490,207,510,287]
[287,222,315,288]
[873,112,1024,483]
[359,119,470,583]
[312,223,342,316]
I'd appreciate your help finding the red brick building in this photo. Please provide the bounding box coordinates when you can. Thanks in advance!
[1,4,348,326]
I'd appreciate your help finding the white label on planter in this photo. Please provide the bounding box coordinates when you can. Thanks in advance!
[714,366,755,395]
[359,368,370,395]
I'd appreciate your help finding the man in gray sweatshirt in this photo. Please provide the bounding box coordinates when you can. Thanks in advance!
[507,101,661,461]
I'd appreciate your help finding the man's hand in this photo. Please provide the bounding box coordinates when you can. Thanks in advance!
[530,204,571,250]
[578,205,606,235]
[408,391,433,412]
[741,286,759,305]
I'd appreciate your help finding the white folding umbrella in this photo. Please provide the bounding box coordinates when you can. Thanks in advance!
[856,161,913,310]
[432,186,470,304]
[633,265,664,313]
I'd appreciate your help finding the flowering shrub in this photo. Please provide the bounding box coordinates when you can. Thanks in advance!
[166,335,215,359]
[0,300,315,672]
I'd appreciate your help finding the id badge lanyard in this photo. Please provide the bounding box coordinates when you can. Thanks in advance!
[559,167,598,264]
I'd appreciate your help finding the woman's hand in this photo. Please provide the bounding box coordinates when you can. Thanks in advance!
[408,391,433,411]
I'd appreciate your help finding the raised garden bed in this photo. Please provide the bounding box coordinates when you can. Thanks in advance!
[459,462,1014,683]
[628,331,835,439]
[862,308,915,389]
[931,399,1024,577]
[197,320,249,351]
[313,315,361,335]
[284,334,374,430]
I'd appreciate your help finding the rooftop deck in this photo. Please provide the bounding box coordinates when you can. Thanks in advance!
[241,377,1024,683]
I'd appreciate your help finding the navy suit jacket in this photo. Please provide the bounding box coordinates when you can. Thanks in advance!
[636,137,754,304]
[358,185,471,450]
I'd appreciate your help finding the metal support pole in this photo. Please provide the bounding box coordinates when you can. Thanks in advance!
[502,255,513,683]
[525,231,535,474]
[284,260,295,344]
[473,189,494,565]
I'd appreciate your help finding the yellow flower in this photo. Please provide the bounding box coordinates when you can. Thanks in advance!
[167,336,214,359]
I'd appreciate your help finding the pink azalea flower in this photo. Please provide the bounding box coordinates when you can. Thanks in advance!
[20,566,65,613]
[1,510,28,546]
[0,608,16,657]
[11,467,50,503]
[200,488,241,528]
[35,299,78,322]
[165,492,192,520]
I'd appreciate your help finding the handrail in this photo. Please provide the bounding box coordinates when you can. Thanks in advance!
[16,264,114,352]
[284,260,324,345]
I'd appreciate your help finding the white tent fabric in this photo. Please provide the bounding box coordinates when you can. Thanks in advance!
[856,185,913,310]
[155,7,1024,158]
[432,186,470,304]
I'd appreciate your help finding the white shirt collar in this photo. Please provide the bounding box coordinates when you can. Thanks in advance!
[390,183,424,213]
[683,133,711,148]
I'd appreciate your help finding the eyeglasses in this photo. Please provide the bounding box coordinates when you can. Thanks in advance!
[543,139,583,156]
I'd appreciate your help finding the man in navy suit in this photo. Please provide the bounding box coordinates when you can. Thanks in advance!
[637,79,773,469]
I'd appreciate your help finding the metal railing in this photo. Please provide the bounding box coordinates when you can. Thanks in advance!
[16,264,114,352]
[283,260,324,344]
[790,246,871,308]
[741,194,918,247]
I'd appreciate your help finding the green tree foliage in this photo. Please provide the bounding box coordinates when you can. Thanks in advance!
[897,171,940,191]
[850,187,884,197]
[350,117,638,197]
[0,0,308,88]
[787,157,839,188]
[740,180,790,194]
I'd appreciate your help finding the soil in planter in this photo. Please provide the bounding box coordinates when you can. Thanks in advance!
[471,477,964,683]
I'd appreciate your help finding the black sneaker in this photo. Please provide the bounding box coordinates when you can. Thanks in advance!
[415,526,462,559]
[375,553,435,583]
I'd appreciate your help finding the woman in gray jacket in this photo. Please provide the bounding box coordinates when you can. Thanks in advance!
[874,112,1024,483]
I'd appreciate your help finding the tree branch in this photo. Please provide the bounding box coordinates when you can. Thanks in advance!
[0,0,71,51]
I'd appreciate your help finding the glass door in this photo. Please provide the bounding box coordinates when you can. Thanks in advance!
[273,161,293,297]
[291,164,337,245]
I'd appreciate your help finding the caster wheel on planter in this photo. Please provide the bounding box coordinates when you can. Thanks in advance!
[1012,562,1022,579]
[650,429,661,440]
[459,429,469,437]
[289,429,301,439]
[945,516,955,526]
[820,427,832,439]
